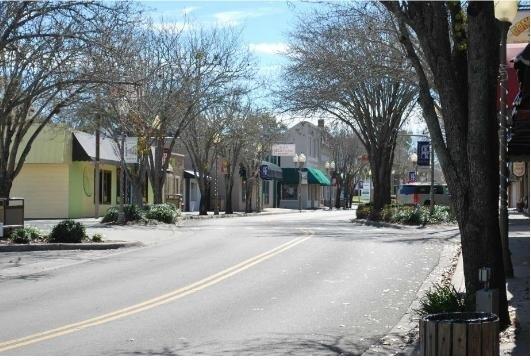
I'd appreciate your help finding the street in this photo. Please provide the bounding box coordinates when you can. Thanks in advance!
[0,211,459,355]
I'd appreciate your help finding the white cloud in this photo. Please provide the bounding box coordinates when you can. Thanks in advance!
[180,6,199,16]
[249,42,289,55]
[213,8,282,26]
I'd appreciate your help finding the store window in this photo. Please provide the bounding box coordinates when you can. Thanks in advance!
[282,184,298,200]
[263,181,270,204]
[94,170,112,205]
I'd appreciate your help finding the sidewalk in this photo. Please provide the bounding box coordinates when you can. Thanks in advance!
[451,210,530,356]
[179,207,324,219]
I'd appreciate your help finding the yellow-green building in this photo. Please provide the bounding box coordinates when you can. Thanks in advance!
[11,124,153,219]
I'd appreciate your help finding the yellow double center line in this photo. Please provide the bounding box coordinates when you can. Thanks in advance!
[0,230,314,353]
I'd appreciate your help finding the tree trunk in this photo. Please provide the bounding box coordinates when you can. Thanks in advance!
[335,182,341,208]
[198,177,208,215]
[131,181,144,207]
[224,176,234,214]
[0,175,13,198]
[370,153,392,219]
[245,177,254,213]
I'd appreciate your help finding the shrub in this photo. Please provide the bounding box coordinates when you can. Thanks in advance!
[356,203,372,219]
[101,207,119,223]
[415,283,466,316]
[101,204,146,223]
[49,220,87,243]
[426,205,456,224]
[145,203,178,224]
[92,233,104,243]
[9,226,42,244]
[381,204,395,222]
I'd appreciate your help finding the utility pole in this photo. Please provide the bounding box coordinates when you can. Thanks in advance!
[94,120,100,219]
[118,133,126,224]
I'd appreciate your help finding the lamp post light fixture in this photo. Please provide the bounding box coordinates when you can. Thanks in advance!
[325,160,335,210]
[293,153,306,212]
[409,153,418,182]
[495,0,518,278]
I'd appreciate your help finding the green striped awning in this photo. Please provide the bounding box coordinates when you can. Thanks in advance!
[307,167,331,186]
[281,167,330,186]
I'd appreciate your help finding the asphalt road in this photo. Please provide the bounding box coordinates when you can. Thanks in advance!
[0,211,459,355]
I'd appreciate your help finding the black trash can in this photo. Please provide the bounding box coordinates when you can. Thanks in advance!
[419,312,499,355]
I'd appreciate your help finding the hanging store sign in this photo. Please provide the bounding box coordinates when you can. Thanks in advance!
[124,137,138,163]
[417,141,431,167]
[272,143,296,157]
[512,161,526,177]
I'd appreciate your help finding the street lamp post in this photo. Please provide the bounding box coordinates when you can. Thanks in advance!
[409,153,418,181]
[213,134,221,215]
[325,160,335,210]
[495,0,518,277]
[293,153,306,212]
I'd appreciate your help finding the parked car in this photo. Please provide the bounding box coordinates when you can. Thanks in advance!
[397,183,450,206]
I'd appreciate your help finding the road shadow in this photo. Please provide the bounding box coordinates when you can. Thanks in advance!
[117,333,381,356]
[0,272,50,282]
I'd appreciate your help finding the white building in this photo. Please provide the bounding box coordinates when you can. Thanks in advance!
[278,120,332,209]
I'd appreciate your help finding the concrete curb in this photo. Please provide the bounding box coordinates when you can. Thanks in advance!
[351,219,407,229]
[0,241,143,252]
[180,209,325,221]
[362,238,462,356]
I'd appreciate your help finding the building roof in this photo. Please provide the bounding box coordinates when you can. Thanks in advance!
[72,131,121,164]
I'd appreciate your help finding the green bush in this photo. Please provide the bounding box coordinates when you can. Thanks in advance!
[415,283,466,316]
[9,226,42,244]
[49,220,87,243]
[145,204,178,224]
[356,203,372,219]
[101,204,146,223]
[101,207,119,223]
[361,204,455,225]
[92,233,104,243]
[381,204,395,222]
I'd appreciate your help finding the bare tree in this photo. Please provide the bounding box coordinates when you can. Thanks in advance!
[181,105,228,215]
[218,96,252,214]
[325,124,366,209]
[382,1,510,326]
[0,1,139,197]
[238,112,284,213]
[142,25,253,204]
[278,8,417,217]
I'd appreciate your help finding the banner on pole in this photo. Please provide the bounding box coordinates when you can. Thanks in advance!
[124,137,138,163]
[417,141,430,166]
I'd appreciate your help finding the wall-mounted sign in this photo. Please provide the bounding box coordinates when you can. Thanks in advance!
[409,171,417,183]
[508,11,530,44]
[272,143,296,157]
[513,161,526,177]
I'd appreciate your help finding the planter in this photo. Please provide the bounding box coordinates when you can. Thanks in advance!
[419,312,499,355]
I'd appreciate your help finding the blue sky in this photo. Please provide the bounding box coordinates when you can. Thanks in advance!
[140,1,426,131]
[142,0,324,81]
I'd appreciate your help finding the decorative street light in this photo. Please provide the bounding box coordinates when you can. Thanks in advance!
[325,160,335,210]
[213,134,221,215]
[409,153,418,182]
[293,153,306,212]
[495,0,518,277]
